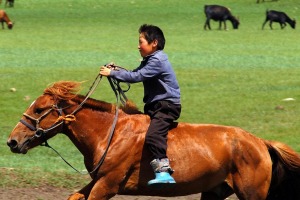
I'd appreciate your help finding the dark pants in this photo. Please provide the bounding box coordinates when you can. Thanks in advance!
[144,100,181,160]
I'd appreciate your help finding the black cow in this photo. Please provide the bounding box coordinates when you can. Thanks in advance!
[5,0,14,7]
[262,10,296,29]
[204,5,240,30]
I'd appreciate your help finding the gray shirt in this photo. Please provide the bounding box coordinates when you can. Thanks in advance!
[110,50,181,105]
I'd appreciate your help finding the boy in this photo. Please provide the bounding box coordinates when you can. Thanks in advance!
[100,24,181,187]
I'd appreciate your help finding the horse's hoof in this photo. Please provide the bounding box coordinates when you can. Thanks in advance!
[68,193,85,200]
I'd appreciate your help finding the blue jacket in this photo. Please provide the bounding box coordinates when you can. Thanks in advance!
[110,50,181,105]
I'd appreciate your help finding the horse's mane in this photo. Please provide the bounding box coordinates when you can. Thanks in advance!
[44,81,81,100]
[43,81,143,115]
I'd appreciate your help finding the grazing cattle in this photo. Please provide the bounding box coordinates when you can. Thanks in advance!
[5,0,14,7]
[0,10,13,29]
[262,10,296,29]
[204,5,240,30]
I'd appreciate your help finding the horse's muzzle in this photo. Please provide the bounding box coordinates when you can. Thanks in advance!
[7,138,29,154]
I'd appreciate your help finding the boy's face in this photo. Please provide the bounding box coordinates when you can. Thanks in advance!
[138,33,158,58]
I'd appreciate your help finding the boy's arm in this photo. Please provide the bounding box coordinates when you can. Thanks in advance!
[100,63,127,77]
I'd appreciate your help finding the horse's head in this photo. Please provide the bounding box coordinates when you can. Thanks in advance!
[6,94,65,154]
[7,81,81,154]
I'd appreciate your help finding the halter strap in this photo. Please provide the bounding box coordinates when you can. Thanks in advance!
[20,119,36,131]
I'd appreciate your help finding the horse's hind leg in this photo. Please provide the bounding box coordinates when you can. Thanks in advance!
[201,182,234,200]
[231,166,271,200]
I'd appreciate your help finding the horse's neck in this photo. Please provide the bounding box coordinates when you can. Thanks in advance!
[62,96,146,167]
[63,98,116,159]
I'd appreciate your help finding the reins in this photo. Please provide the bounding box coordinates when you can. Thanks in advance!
[23,67,130,177]
[47,75,128,176]
[42,74,105,176]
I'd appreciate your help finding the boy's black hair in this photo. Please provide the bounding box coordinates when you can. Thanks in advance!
[139,24,165,50]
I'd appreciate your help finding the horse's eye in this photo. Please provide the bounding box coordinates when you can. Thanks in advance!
[35,108,43,114]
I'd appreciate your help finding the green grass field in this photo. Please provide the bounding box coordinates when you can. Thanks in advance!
[1,0,300,189]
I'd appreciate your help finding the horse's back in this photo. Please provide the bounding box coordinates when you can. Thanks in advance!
[119,119,272,198]
[165,123,272,195]
[168,123,269,163]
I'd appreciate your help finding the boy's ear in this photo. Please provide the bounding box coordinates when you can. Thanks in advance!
[152,39,158,48]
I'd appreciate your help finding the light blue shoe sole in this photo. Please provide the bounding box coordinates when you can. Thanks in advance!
[147,172,176,190]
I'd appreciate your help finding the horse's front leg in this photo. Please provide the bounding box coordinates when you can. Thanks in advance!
[68,179,95,200]
[87,172,127,200]
[68,193,85,200]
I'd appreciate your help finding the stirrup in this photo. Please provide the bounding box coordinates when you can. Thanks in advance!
[147,172,176,189]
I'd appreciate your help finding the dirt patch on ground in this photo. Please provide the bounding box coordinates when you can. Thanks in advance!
[0,186,71,200]
[0,186,238,200]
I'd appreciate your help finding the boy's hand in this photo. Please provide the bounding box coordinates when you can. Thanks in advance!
[99,66,112,76]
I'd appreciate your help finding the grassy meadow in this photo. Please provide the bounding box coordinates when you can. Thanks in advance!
[1,0,300,189]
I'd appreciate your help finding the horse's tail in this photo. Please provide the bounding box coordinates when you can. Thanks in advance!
[264,140,300,200]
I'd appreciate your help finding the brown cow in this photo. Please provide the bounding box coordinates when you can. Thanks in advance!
[0,10,13,29]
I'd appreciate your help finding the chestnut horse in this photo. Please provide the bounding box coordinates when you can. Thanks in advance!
[7,81,300,200]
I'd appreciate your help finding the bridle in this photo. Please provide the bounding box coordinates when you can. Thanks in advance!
[19,71,129,177]
[19,75,101,149]
[20,104,65,142]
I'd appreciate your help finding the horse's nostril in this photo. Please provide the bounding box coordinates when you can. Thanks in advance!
[7,140,18,149]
